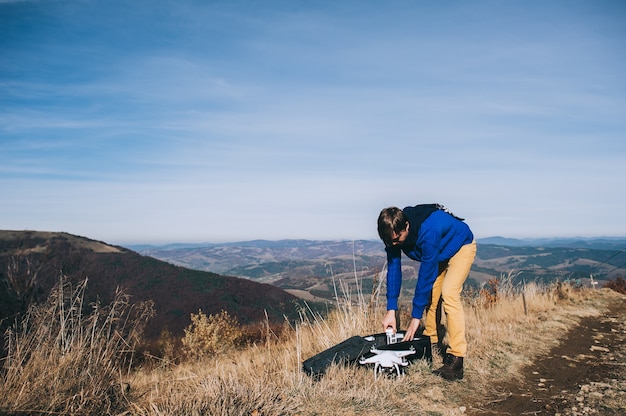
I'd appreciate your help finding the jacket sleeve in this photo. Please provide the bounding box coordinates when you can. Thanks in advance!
[411,232,440,319]
[385,246,402,311]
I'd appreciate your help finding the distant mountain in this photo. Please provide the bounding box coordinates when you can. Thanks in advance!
[131,239,626,301]
[0,231,304,342]
[130,239,383,276]
[477,236,626,250]
[476,236,530,247]
[130,239,388,302]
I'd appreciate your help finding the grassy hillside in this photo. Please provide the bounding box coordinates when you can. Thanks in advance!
[0,231,306,342]
[2,232,624,414]
[1,266,623,415]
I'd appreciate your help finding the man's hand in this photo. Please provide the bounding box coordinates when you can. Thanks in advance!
[381,310,397,332]
[403,318,421,341]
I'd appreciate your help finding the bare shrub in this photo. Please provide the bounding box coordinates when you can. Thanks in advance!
[4,256,43,308]
[550,279,587,301]
[469,271,523,309]
[479,277,499,306]
[603,276,626,294]
[0,276,154,415]
[181,310,243,359]
[151,329,181,365]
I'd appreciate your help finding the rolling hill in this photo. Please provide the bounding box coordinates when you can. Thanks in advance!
[0,231,305,342]
[5,231,622,344]
[129,238,626,302]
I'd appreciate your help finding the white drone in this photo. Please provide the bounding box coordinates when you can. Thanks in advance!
[359,346,415,378]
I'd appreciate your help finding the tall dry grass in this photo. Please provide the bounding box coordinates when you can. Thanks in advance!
[1,270,619,415]
[0,277,153,415]
[126,272,616,416]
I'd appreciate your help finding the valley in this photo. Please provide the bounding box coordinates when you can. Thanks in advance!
[131,238,626,303]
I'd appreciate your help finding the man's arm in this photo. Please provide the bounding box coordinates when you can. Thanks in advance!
[385,246,402,312]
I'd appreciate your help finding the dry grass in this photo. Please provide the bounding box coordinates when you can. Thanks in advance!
[0,277,153,415]
[1,271,621,415]
[126,276,616,416]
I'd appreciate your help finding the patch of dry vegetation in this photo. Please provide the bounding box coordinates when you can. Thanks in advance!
[0,277,153,415]
[2,271,622,415]
[181,310,244,359]
[126,275,617,416]
[603,276,626,294]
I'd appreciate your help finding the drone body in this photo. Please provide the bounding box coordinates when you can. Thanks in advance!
[359,347,415,377]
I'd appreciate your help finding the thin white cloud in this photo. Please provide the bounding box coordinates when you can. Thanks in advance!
[1,0,625,242]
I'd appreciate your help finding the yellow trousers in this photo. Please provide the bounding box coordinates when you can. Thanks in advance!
[423,240,476,358]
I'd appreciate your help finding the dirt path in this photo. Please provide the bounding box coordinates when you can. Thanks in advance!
[467,296,626,415]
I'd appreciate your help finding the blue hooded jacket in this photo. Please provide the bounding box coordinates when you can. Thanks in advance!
[385,205,474,319]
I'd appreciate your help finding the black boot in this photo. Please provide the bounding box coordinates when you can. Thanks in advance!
[433,355,464,380]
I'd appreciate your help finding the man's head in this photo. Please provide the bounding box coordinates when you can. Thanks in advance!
[377,207,410,247]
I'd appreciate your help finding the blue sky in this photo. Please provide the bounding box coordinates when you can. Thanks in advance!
[1,0,625,244]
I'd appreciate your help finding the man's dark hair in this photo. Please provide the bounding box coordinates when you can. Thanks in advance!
[377,207,407,247]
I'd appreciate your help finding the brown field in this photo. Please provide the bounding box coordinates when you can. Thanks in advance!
[1,274,624,415]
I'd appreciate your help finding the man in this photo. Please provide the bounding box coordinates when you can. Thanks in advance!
[378,204,476,380]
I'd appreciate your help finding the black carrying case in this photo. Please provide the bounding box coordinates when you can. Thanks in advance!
[302,332,431,377]
[302,335,372,377]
